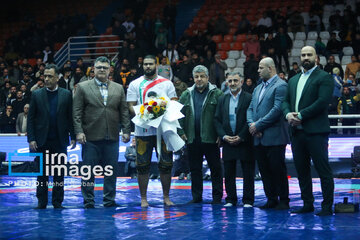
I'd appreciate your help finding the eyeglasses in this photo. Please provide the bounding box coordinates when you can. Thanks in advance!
[227,79,240,83]
[95,66,109,70]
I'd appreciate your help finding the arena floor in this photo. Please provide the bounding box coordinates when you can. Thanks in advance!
[0,177,359,239]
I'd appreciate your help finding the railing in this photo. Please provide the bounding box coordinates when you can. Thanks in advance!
[328,114,360,131]
[54,35,123,67]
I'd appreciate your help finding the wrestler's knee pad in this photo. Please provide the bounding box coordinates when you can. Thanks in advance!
[136,164,151,175]
[158,162,173,174]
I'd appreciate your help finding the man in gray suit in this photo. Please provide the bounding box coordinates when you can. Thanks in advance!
[73,56,131,208]
[247,57,290,210]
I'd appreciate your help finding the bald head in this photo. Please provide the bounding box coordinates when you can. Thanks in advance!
[258,57,277,80]
[301,46,316,71]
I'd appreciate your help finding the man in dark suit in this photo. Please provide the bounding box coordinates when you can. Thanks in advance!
[247,57,290,210]
[282,46,334,216]
[27,64,76,209]
[73,56,131,208]
[214,72,255,207]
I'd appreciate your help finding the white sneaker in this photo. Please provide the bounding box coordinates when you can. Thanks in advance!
[243,204,253,208]
[224,203,234,207]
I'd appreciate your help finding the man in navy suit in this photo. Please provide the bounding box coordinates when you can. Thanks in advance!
[28,64,76,209]
[247,57,290,210]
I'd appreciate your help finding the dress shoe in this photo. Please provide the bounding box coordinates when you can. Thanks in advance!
[178,173,185,180]
[34,205,47,209]
[259,202,277,209]
[243,204,253,208]
[224,203,234,207]
[315,209,333,216]
[53,205,65,209]
[211,199,222,204]
[275,202,290,210]
[186,173,191,180]
[291,205,314,213]
[104,203,119,207]
[188,199,202,204]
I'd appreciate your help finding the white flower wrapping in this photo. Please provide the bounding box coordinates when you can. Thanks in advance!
[132,95,185,152]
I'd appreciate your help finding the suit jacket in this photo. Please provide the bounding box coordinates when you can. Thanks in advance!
[16,112,27,133]
[282,67,334,134]
[73,79,131,141]
[209,61,228,87]
[214,91,253,161]
[27,87,75,148]
[247,75,290,146]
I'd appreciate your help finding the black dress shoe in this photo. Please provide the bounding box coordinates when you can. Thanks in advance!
[104,203,119,207]
[211,200,222,204]
[188,199,202,204]
[291,205,314,213]
[53,205,65,209]
[315,209,333,216]
[275,202,290,210]
[259,202,277,209]
[34,205,47,209]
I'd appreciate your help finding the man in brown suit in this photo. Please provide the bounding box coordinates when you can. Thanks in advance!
[73,56,131,208]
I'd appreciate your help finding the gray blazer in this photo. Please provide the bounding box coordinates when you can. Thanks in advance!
[16,112,27,133]
[73,79,131,142]
[247,76,289,146]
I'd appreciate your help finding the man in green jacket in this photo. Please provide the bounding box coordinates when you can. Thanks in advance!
[282,46,334,216]
[178,65,223,204]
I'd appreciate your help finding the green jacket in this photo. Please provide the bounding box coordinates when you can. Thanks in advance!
[178,83,223,144]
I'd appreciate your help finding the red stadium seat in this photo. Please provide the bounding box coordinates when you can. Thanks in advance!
[217,51,228,60]
[223,35,234,43]
[212,35,223,43]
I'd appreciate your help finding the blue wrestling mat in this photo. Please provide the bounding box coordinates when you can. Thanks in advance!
[0,177,360,239]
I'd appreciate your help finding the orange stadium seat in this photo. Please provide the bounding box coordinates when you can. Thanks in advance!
[223,35,234,43]
[229,28,237,35]
[232,42,243,51]
[212,35,223,43]
[219,42,231,51]
[217,51,228,60]
[235,34,247,42]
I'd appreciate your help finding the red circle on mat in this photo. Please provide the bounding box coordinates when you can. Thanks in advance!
[113,211,187,220]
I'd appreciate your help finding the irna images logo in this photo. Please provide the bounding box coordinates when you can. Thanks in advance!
[8,151,113,180]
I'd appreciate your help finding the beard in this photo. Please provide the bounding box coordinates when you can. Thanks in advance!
[144,68,156,77]
[302,60,315,70]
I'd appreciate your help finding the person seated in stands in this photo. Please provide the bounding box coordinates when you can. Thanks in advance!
[324,55,344,79]
[214,14,230,36]
[16,103,29,136]
[30,77,45,92]
[11,90,27,117]
[288,62,301,79]
[58,67,73,91]
[345,55,360,81]
[306,11,321,34]
[326,33,344,60]
[328,10,343,32]
[256,12,272,34]
[343,73,360,95]
[242,78,255,94]
[274,27,292,73]
[337,86,360,135]
[236,14,252,34]
[0,105,16,133]
[244,54,259,82]
[315,37,327,57]
[287,10,305,33]
[278,71,287,82]
[0,68,17,87]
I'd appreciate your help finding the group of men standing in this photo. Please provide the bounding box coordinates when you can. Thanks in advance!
[27,46,334,216]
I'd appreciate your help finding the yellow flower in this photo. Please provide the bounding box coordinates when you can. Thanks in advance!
[149,100,155,106]
[140,105,145,114]
[153,106,160,113]
[160,97,165,100]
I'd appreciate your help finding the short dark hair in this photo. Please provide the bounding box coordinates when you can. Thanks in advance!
[45,64,60,75]
[94,56,110,65]
[144,55,156,62]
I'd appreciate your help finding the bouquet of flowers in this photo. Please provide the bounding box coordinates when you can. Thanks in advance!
[132,93,185,152]
[139,97,167,121]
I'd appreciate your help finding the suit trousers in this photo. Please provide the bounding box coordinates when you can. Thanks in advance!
[255,144,289,205]
[223,156,255,205]
[35,139,67,207]
[291,130,334,210]
[187,142,223,202]
[81,140,119,207]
